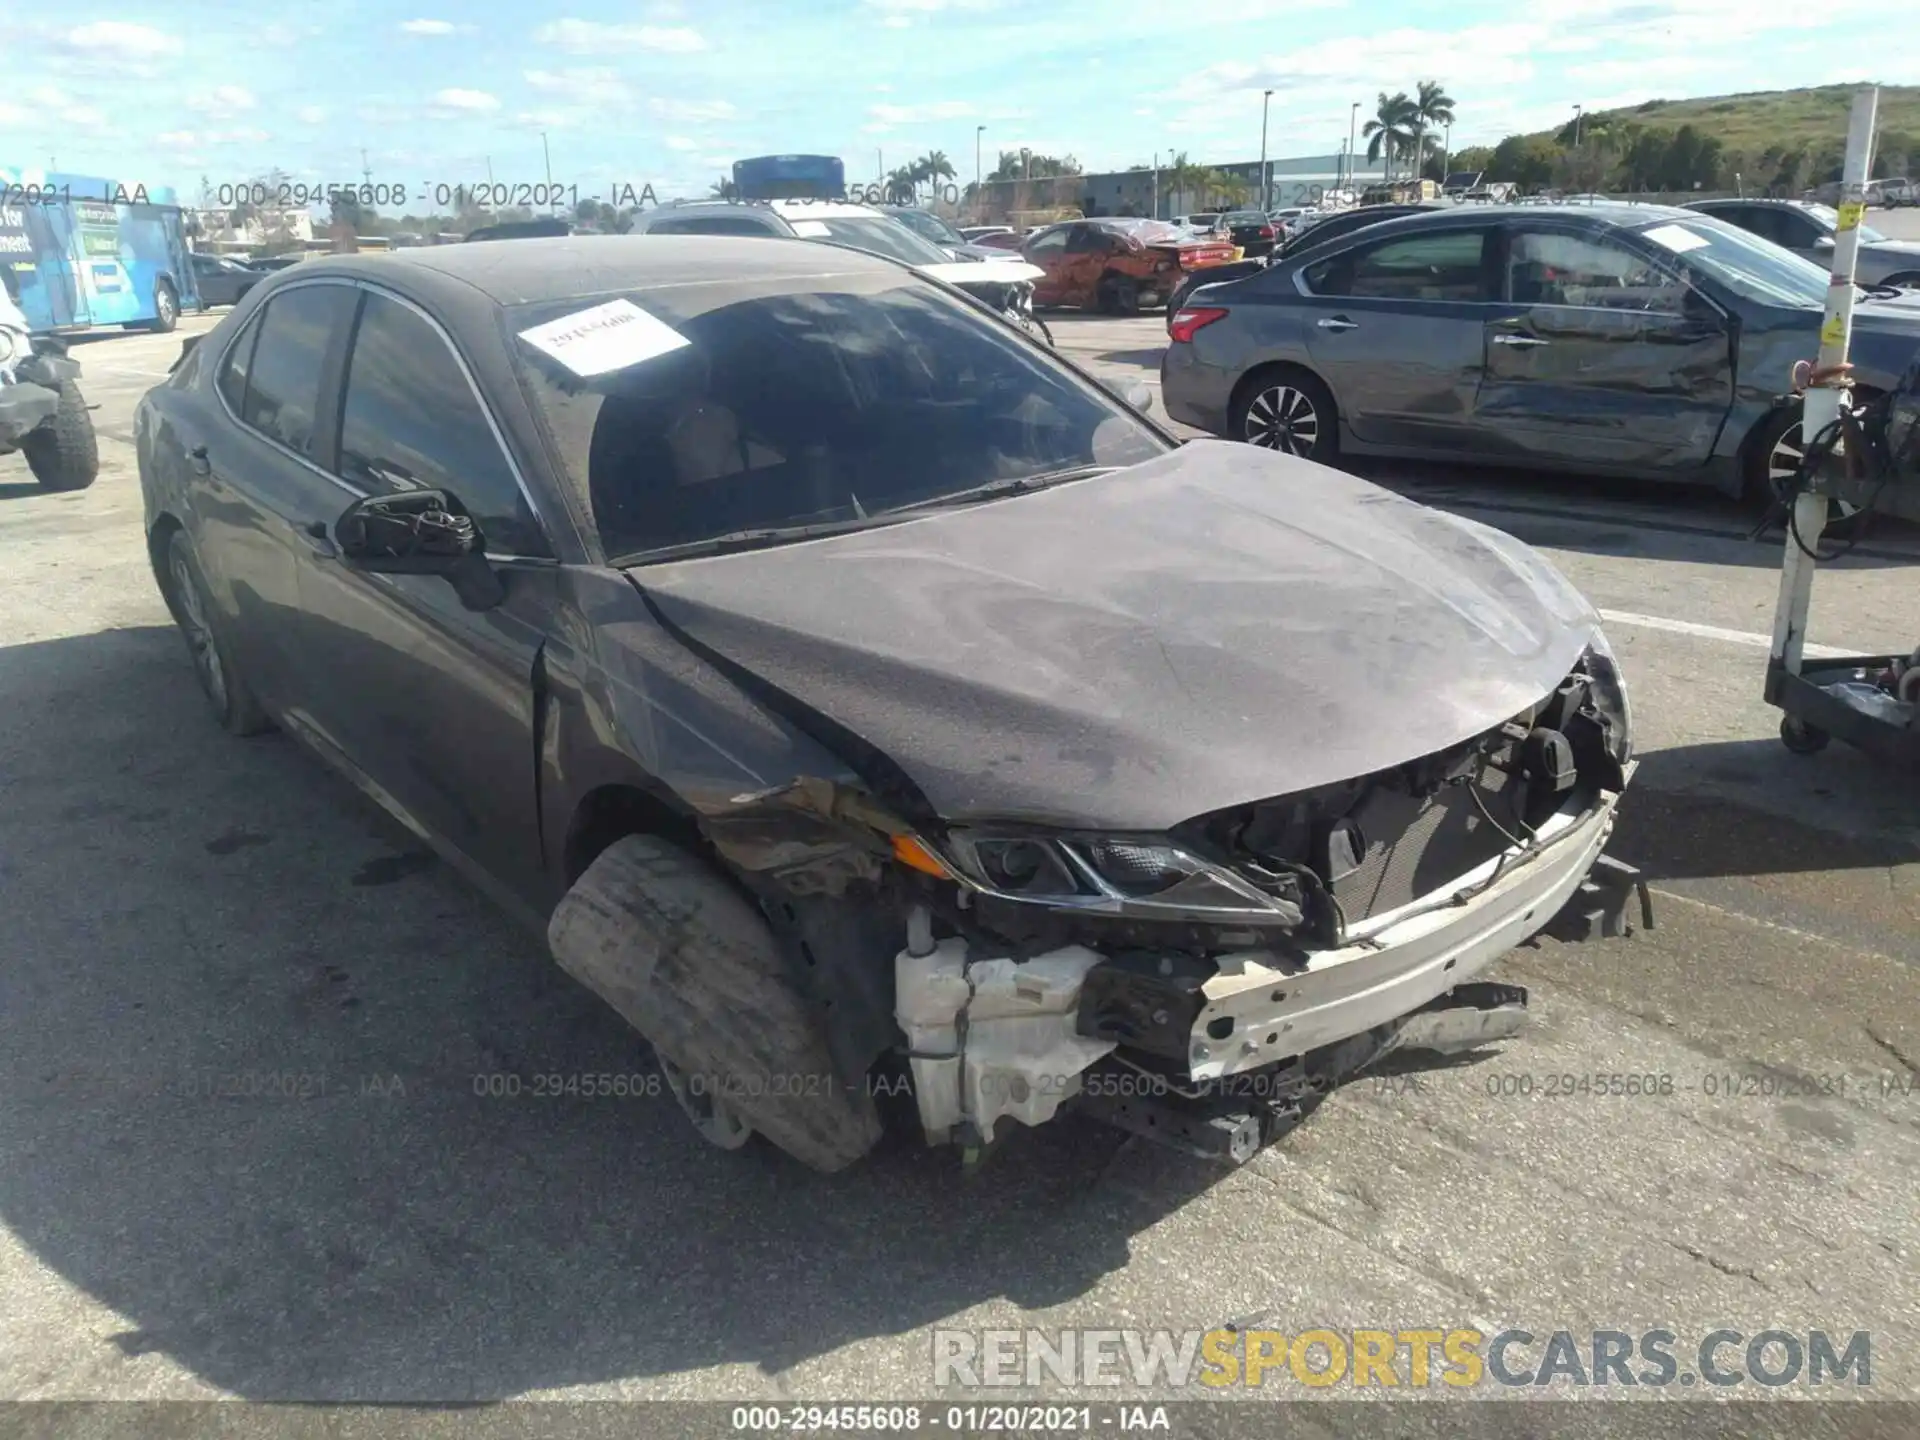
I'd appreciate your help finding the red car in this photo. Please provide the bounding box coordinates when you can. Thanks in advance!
[1022,218,1238,313]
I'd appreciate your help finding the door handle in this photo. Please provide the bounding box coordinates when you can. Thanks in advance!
[187,445,210,477]
[1491,334,1549,347]
[1316,316,1359,331]
[301,520,338,559]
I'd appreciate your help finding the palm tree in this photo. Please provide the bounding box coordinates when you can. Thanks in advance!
[708,177,738,199]
[887,164,919,203]
[1411,80,1455,176]
[1362,91,1418,181]
[1162,150,1212,212]
[918,149,956,197]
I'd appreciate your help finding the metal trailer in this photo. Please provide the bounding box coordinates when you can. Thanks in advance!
[1764,87,1920,765]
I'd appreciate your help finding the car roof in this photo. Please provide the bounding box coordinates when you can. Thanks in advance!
[768,198,886,220]
[278,234,907,308]
[1281,200,1699,258]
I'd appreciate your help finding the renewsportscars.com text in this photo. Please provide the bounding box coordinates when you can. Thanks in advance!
[932,1327,1871,1390]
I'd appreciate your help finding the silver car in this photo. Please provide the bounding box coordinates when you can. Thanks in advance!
[1685,198,1920,290]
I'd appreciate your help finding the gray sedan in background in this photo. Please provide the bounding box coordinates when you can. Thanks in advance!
[1161,202,1920,505]
[1685,198,1920,290]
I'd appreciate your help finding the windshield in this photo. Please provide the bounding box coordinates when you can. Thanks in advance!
[1632,215,1830,308]
[891,209,966,248]
[509,275,1165,563]
[1801,203,1887,245]
[799,216,953,266]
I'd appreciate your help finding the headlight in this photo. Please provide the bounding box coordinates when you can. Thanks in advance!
[1583,627,1633,765]
[940,829,1305,927]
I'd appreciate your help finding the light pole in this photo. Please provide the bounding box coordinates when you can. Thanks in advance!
[1259,88,1273,211]
[1572,104,1583,149]
[541,131,553,214]
[1347,102,1359,193]
[1443,121,1452,181]
[1152,151,1159,219]
[975,124,985,216]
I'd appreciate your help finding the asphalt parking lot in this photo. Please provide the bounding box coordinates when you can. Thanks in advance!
[4,295,1920,1413]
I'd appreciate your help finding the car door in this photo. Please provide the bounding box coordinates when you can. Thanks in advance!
[195,282,358,714]
[1471,221,1734,471]
[1022,226,1071,305]
[1298,224,1501,450]
[290,285,556,908]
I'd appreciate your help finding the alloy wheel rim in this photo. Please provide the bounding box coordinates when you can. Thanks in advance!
[1246,385,1320,456]
[170,550,228,710]
[1769,421,1859,520]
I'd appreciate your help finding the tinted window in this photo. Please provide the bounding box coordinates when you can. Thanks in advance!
[1772,209,1828,249]
[238,286,342,455]
[216,314,261,412]
[1309,230,1490,301]
[1025,228,1068,255]
[801,217,950,265]
[1508,229,1684,312]
[651,215,777,236]
[337,292,546,556]
[509,276,1165,561]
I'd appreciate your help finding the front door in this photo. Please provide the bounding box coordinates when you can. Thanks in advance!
[1298,224,1500,451]
[1472,222,1734,472]
[1022,227,1072,306]
[291,286,554,908]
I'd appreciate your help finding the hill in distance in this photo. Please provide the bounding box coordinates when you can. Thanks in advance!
[1521,84,1920,160]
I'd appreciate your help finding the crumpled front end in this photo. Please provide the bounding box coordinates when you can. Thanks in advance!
[884,642,1640,1161]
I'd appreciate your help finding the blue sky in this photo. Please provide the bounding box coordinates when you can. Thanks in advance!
[2,0,1914,210]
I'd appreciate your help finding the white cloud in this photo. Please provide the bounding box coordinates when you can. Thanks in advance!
[186,85,257,119]
[882,14,912,25]
[203,127,271,145]
[665,135,698,150]
[870,100,976,124]
[157,130,197,147]
[400,19,459,35]
[296,105,328,124]
[432,88,500,112]
[648,97,737,123]
[534,19,707,52]
[697,153,734,170]
[524,67,636,106]
[62,20,182,57]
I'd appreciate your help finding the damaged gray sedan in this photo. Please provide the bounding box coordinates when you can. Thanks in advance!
[135,235,1639,1172]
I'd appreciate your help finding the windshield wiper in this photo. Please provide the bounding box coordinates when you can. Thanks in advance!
[885,464,1118,515]
[613,514,908,565]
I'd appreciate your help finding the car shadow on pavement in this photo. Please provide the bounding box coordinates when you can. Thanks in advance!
[0,479,52,503]
[1093,349,1166,369]
[0,624,1235,1401]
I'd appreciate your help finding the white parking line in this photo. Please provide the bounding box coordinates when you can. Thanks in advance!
[1598,608,1852,660]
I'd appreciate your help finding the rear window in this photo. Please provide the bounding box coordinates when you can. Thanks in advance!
[1305,230,1491,302]
[509,275,1165,562]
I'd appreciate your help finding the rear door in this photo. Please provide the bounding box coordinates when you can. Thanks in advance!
[1299,223,1501,450]
[1471,220,1734,471]
[291,285,556,907]
[196,282,357,712]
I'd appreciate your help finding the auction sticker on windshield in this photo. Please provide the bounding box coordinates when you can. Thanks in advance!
[1641,223,1710,254]
[788,220,831,237]
[518,298,689,378]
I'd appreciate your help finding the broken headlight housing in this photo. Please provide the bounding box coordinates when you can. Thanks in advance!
[1583,626,1633,766]
[940,829,1304,927]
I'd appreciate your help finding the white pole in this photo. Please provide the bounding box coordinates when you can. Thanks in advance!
[1768,86,1878,677]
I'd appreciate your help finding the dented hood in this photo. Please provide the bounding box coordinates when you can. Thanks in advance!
[628,442,1600,831]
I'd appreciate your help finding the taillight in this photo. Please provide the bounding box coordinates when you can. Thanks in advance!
[1259,225,1275,238]
[1168,306,1228,343]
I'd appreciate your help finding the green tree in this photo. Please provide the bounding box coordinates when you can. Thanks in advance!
[1410,80,1456,174]
[917,149,956,193]
[1363,91,1419,180]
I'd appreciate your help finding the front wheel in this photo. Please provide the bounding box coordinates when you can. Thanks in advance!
[1096,273,1140,316]
[1230,368,1339,462]
[1780,716,1830,755]
[148,279,179,333]
[21,380,99,491]
[1747,403,1861,530]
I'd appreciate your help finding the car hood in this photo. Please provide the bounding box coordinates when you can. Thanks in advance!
[627,442,1601,831]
